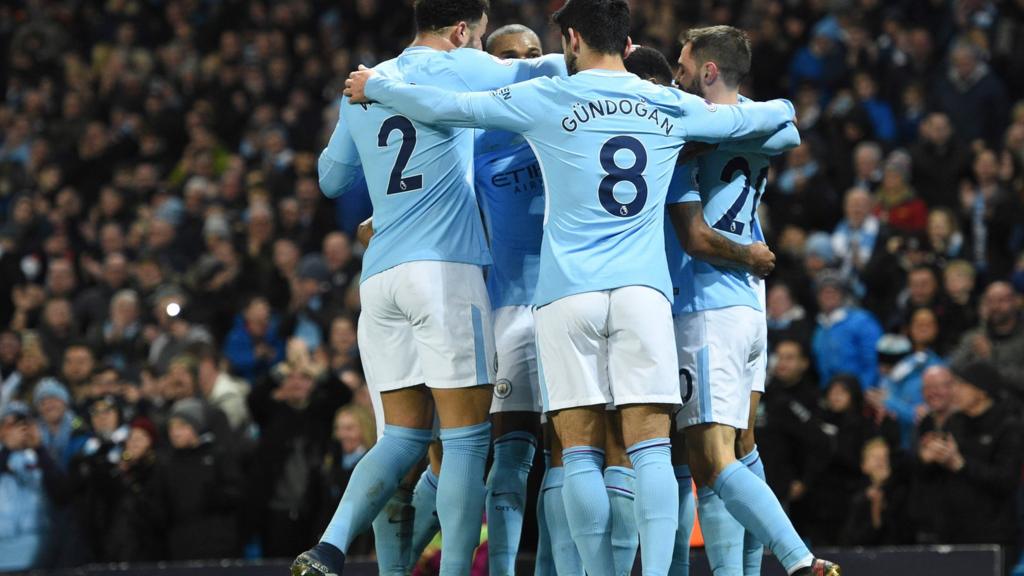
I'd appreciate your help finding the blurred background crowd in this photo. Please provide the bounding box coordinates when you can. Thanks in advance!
[1,0,1023,572]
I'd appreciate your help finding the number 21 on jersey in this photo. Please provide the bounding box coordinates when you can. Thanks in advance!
[710,156,768,237]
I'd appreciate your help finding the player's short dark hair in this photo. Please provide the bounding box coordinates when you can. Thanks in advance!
[552,0,631,56]
[485,24,537,52]
[624,46,674,86]
[682,25,751,88]
[414,0,489,33]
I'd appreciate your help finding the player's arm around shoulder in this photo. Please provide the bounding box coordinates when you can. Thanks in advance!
[667,198,775,277]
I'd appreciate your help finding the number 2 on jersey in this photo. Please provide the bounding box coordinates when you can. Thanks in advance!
[378,116,423,195]
[598,136,648,217]
[711,157,768,236]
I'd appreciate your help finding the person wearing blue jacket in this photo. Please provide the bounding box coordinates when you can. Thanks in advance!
[867,312,945,448]
[812,271,884,389]
[222,297,285,384]
[0,401,69,572]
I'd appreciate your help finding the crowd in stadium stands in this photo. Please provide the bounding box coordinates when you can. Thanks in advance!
[1,0,1024,572]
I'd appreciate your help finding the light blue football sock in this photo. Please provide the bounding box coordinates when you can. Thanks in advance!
[320,425,432,552]
[713,461,813,575]
[542,466,584,576]
[670,464,695,576]
[627,438,678,576]
[371,485,414,576]
[604,466,639,576]
[487,431,537,576]
[408,467,440,571]
[562,446,615,576]
[534,454,557,576]
[739,447,766,576]
[437,422,492,576]
[698,486,745,576]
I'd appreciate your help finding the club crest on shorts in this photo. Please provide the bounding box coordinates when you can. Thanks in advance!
[494,378,513,399]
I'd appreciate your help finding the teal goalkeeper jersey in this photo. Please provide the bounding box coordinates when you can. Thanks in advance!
[318,46,565,282]
[363,70,795,306]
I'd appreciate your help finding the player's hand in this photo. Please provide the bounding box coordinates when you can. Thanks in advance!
[344,65,376,104]
[747,241,775,278]
[357,217,375,248]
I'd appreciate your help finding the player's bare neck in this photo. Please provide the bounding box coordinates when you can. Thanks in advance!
[411,32,457,52]
[704,83,739,106]
[577,52,627,74]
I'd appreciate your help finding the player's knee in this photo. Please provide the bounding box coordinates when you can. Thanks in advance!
[618,403,672,446]
[434,385,493,428]
[551,405,605,449]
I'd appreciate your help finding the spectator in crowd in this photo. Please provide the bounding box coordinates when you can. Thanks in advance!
[195,345,251,436]
[321,232,360,312]
[146,288,214,376]
[60,344,96,404]
[1,337,50,408]
[247,339,350,557]
[87,289,146,378]
[874,151,928,234]
[770,142,840,232]
[102,418,160,562]
[909,113,969,209]
[33,377,89,470]
[284,254,332,353]
[868,316,945,448]
[74,253,131,334]
[0,331,20,385]
[962,149,1021,278]
[317,405,377,556]
[37,298,78,368]
[924,207,966,266]
[831,187,880,288]
[765,281,815,352]
[799,374,899,546]
[322,315,360,378]
[950,281,1024,400]
[812,272,885,389]
[66,394,132,563]
[149,397,242,561]
[934,41,1010,147]
[851,141,884,192]
[840,438,910,545]
[0,401,68,572]
[888,265,943,334]
[756,340,830,508]
[943,260,980,341]
[223,297,285,384]
[911,362,1023,553]
[853,71,897,144]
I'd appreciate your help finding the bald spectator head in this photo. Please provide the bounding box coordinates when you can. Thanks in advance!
[921,365,954,417]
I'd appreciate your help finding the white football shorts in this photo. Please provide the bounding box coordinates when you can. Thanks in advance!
[675,305,767,430]
[534,286,679,412]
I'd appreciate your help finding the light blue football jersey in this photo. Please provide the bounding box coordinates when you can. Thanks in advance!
[474,129,544,308]
[319,47,565,282]
[363,70,794,306]
[666,111,799,314]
